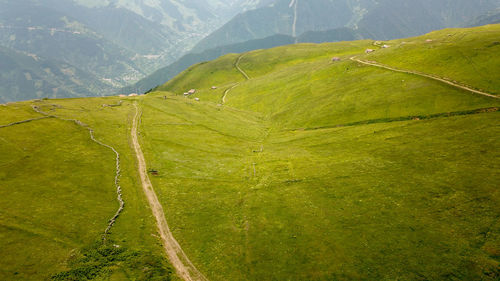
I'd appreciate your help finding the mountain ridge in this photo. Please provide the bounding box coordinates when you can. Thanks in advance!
[192,0,500,53]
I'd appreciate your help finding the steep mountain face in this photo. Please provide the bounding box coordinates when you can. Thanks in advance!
[192,0,500,53]
[73,0,268,37]
[0,1,153,101]
[0,46,110,103]
[191,0,356,53]
[468,9,500,26]
[46,1,179,55]
[358,0,500,39]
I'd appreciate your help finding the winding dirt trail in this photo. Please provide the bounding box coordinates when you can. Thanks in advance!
[131,103,208,281]
[221,54,253,105]
[350,57,498,99]
[221,54,251,105]
[222,84,239,104]
[235,54,250,80]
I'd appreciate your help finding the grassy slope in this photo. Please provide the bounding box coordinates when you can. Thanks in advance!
[138,97,499,280]
[142,24,500,280]
[1,24,499,280]
[0,110,115,279]
[362,24,500,95]
[0,98,177,280]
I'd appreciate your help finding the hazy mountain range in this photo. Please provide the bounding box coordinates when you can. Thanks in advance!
[125,0,500,94]
[0,0,253,102]
[192,0,500,53]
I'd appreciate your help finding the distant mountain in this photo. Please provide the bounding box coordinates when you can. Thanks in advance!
[467,10,500,26]
[0,46,110,103]
[297,27,364,44]
[0,0,257,102]
[357,0,500,39]
[192,0,500,53]
[123,27,363,94]
[73,0,269,39]
[0,1,154,101]
[191,0,355,53]
[3,0,499,103]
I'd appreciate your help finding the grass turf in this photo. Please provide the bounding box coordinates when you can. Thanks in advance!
[1,24,499,280]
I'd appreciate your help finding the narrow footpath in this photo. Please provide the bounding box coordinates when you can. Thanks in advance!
[221,54,251,104]
[350,57,499,99]
[222,84,239,104]
[235,54,251,80]
[130,103,208,281]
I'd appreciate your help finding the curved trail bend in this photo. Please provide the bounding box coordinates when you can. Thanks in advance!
[131,103,208,281]
[222,84,239,104]
[351,57,498,99]
[235,54,250,80]
[222,54,251,105]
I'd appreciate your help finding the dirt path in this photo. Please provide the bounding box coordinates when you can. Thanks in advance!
[221,54,251,104]
[222,83,239,104]
[235,54,250,80]
[131,103,208,281]
[31,105,124,240]
[350,57,498,99]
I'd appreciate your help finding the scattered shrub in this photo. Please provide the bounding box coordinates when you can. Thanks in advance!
[51,241,173,280]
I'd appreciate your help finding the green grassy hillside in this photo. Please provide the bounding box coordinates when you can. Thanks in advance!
[1,24,499,280]
[363,24,500,95]
[149,24,500,280]
[0,99,177,280]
